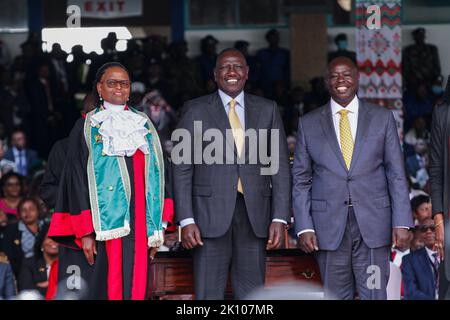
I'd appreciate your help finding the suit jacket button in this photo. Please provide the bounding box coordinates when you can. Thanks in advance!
[233,186,237,190]
[344,201,348,205]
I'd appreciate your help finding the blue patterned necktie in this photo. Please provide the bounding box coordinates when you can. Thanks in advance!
[432,253,439,292]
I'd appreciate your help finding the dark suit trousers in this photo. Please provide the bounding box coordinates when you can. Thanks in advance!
[438,262,450,300]
[193,193,266,300]
[315,207,390,300]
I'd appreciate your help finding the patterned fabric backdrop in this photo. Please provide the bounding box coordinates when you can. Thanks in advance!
[356,0,404,139]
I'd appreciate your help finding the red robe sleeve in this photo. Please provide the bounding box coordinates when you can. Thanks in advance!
[45,260,59,300]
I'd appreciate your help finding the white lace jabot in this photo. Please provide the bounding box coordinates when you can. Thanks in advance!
[90,101,150,157]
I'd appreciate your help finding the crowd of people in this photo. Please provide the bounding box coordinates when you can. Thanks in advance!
[0,26,446,300]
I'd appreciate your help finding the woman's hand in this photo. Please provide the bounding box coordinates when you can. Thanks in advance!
[149,229,165,261]
[81,234,97,265]
[36,281,49,288]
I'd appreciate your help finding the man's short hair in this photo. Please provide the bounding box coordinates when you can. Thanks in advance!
[411,195,430,212]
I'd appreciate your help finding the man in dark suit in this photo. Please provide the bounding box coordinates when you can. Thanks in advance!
[429,95,450,299]
[402,218,439,300]
[4,129,39,177]
[173,48,291,299]
[292,57,413,299]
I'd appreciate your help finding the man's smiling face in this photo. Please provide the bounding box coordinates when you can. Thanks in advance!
[326,57,359,107]
[214,49,249,98]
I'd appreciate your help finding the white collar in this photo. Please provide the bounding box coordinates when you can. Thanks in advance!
[425,246,438,258]
[90,105,150,157]
[103,101,126,112]
[218,90,245,109]
[12,147,23,155]
[330,96,359,115]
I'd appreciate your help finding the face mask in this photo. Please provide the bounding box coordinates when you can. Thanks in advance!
[432,85,444,95]
[337,40,348,50]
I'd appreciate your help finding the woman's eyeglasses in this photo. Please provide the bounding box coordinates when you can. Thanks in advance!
[418,224,436,233]
[5,182,20,187]
[102,79,130,89]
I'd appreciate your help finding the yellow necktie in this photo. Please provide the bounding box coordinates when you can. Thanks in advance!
[338,109,354,170]
[228,99,244,193]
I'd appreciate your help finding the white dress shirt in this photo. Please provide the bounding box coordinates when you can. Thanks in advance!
[180,90,286,228]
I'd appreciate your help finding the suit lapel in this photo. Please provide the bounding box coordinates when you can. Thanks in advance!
[418,248,436,289]
[320,103,347,172]
[348,100,372,175]
[205,92,236,155]
[244,94,260,161]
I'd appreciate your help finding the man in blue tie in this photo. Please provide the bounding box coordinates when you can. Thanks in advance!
[402,218,440,299]
[4,129,39,177]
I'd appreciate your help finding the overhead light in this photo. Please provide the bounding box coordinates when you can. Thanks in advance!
[42,27,132,55]
[116,40,128,52]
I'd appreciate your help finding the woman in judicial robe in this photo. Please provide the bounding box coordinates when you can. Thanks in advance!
[48,62,166,300]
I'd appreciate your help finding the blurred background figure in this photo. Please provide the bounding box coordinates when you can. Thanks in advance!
[195,35,218,94]
[141,89,175,144]
[17,231,58,299]
[284,86,305,135]
[1,197,48,277]
[303,77,330,112]
[0,142,15,179]
[0,172,24,223]
[0,252,16,299]
[411,195,432,226]
[328,33,356,63]
[431,75,445,106]
[404,116,430,157]
[406,139,429,191]
[403,27,441,92]
[234,40,257,90]
[4,129,40,178]
[403,83,434,131]
[129,81,146,107]
[255,29,290,99]
[164,40,202,109]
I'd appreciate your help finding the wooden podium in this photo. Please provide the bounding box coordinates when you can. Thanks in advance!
[148,249,322,299]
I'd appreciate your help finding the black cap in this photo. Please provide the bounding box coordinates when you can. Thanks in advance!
[412,27,425,36]
[234,40,249,50]
[202,35,219,46]
[265,28,279,39]
[335,33,348,42]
